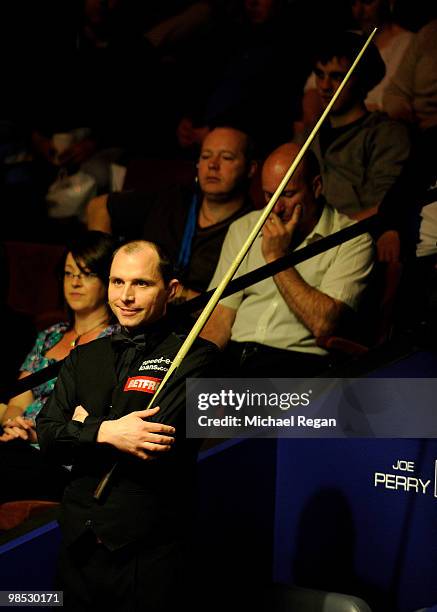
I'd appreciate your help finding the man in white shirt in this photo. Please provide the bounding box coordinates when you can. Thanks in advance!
[201,143,374,376]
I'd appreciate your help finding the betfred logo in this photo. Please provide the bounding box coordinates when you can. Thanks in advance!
[124,376,161,393]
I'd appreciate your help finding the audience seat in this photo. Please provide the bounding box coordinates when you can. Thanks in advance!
[0,500,60,531]
[317,261,403,358]
[123,158,196,192]
[4,241,66,330]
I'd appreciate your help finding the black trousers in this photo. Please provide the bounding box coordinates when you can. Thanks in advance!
[222,341,328,378]
[58,533,185,612]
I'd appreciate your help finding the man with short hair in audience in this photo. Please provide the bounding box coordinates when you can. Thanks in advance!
[86,125,257,301]
[300,31,410,220]
[201,143,374,376]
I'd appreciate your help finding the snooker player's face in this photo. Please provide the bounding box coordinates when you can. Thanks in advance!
[108,245,178,331]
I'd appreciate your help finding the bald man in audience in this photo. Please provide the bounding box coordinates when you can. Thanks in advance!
[201,143,374,376]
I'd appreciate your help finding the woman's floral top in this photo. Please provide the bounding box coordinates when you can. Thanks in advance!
[20,321,116,422]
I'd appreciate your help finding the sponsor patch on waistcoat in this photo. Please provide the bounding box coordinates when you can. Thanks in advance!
[139,356,172,372]
[123,376,162,393]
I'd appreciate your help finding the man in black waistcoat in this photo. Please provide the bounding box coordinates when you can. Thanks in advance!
[37,240,217,611]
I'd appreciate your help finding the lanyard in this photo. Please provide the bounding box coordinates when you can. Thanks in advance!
[177,190,199,273]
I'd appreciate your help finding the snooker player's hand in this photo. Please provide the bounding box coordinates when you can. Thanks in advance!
[96,406,176,460]
[72,405,89,423]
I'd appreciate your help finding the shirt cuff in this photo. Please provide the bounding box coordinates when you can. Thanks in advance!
[79,416,108,445]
